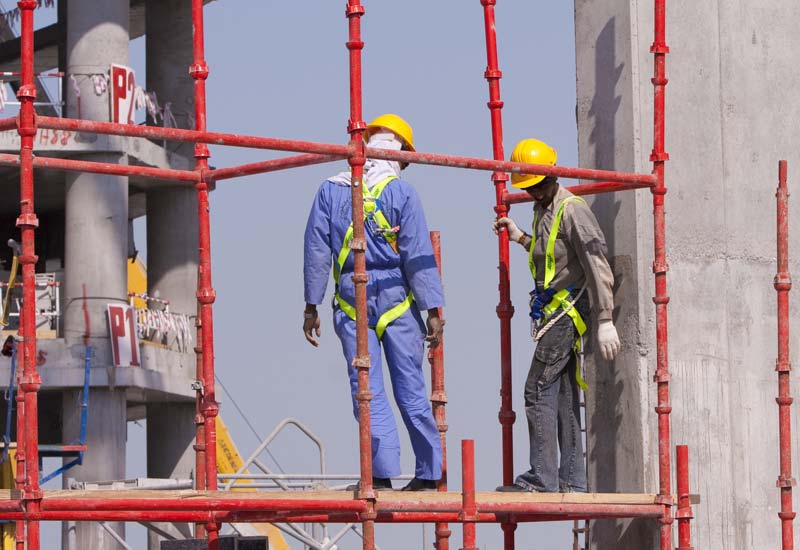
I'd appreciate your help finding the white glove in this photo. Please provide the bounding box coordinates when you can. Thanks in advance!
[597,320,621,361]
[492,217,524,243]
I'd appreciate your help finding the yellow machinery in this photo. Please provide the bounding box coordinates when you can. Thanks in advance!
[216,417,289,550]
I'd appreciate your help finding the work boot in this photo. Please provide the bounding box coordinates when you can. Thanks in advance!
[346,477,393,491]
[400,478,437,492]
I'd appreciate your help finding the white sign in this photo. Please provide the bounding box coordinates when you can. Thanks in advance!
[110,64,137,125]
[107,303,140,367]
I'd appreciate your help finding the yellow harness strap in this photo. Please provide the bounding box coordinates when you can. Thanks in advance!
[530,196,589,390]
[333,176,414,339]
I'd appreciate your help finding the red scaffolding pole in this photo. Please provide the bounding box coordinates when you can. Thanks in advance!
[650,1,674,548]
[775,160,795,550]
[4,1,698,549]
[479,4,517,550]
[429,231,452,550]
[16,2,41,549]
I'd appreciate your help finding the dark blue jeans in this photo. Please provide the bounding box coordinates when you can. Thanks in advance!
[515,294,589,493]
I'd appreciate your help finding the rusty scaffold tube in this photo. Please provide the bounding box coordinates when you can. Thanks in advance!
[649,0,673,548]
[675,445,694,550]
[16,1,41,549]
[189,0,220,546]
[478,2,517,549]
[428,231,451,550]
[461,441,478,550]
[344,3,377,550]
[775,159,795,550]
[34,115,657,186]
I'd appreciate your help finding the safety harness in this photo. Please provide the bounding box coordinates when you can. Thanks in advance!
[529,195,589,390]
[333,176,414,339]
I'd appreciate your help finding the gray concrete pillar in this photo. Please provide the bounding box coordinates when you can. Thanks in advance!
[144,4,198,548]
[146,0,195,157]
[146,403,197,548]
[145,187,198,316]
[61,390,127,549]
[62,1,130,549]
[145,0,198,317]
[575,1,800,549]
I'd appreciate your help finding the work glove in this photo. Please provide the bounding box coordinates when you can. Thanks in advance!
[597,320,621,361]
[492,217,524,243]
[303,306,321,348]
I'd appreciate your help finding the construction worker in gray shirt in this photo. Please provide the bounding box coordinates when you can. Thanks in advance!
[493,138,621,493]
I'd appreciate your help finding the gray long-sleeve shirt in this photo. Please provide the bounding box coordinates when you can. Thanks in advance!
[522,184,615,322]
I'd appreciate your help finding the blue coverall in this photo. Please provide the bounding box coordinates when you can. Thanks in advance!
[304,178,444,480]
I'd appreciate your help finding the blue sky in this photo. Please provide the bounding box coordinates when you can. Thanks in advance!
[40,1,582,548]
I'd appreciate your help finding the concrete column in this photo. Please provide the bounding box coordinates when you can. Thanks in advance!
[575,1,800,549]
[61,390,127,549]
[62,1,130,549]
[145,187,199,315]
[145,0,198,317]
[145,3,198,548]
[145,0,195,156]
[146,403,197,548]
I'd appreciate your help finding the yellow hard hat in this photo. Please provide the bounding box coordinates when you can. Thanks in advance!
[510,138,558,189]
[366,113,415,152]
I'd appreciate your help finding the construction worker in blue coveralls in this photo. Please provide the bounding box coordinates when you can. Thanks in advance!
[493,138,621,493]
[303,114,444,492]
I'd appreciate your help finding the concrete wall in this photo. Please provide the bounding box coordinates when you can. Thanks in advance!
[575,1,800,548]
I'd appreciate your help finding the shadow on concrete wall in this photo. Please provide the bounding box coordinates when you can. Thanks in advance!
[584,16,654,550]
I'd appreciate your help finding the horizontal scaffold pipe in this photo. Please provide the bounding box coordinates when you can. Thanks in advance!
[36,116,657,185]
[208,154,342,181]
[364,148,657,185]
[0,152,200,183]
[0,505,664,524]
[503,181,654,206]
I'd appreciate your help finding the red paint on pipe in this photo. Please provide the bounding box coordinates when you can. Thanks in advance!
[428,231,451,550]
[479,3,517,548]
[35,116,656,185]
[0,153,200,183]
[461,440,478,550]
[344,4,377,550]
[650,1,673,549]
[208,154,342,181]
[0,117,17,132]
[676,446,694,549]
[16,2,41,549]
[193,307,206,538]
[0,506,666,524]
[775,160,795,550]
[189,0,219,546]
[503,181,654,207]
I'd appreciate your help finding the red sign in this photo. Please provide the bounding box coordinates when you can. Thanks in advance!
[110,64,136,125]
[107,303,139,367]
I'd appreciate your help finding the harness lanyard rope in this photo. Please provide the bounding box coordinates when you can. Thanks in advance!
[529,196,589,390]
[333,176,414,339]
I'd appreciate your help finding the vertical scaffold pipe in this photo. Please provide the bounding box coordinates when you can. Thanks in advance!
[461,440,478,550]
[479,3,516,549]
[193,308,207,539]
[189,0,219,546]
[775,160,795,550]
[676,445,694,550]
[14,364,24,550]
[16,2,41,550]
[345,3,376,550]
[649,0,672,548]
[428,231,451,550]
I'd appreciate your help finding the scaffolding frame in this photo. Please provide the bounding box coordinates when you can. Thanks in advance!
[0,1,704,550]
